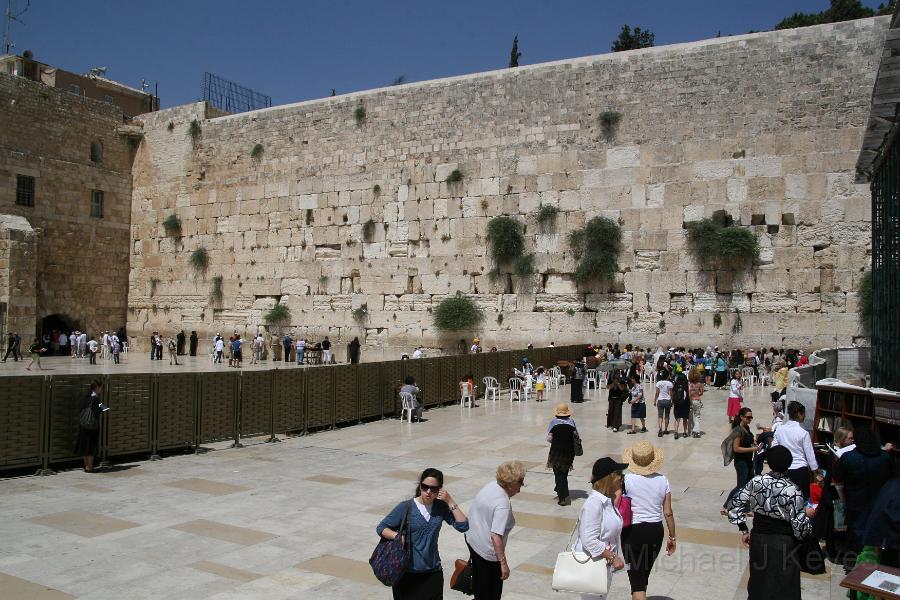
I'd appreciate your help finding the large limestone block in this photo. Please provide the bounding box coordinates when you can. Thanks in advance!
[534,294,582,312]
[752,293,797,313]
[585,293,633,313]
[607,146,641,169]
[544,274,577,294]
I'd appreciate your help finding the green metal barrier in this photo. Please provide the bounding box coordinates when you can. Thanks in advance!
[155,372,198,453]
[0,376,46,470]
[356,362,383,420]
[240,370,274,439]
[105,373,153,458]
[306,366,334,430]
[332,364,358,425]
[48,375,98,466]
[198,371,238,444]
[273,368,306,433]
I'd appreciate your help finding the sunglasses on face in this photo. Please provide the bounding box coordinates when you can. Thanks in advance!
[420,483,441,493]
[744,415,753,420]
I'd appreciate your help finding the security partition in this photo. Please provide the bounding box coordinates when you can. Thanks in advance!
[0,344,578,473]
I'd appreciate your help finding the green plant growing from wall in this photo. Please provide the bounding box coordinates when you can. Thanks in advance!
[486,215,525,266]
[568,216,622,284]
[167,121,175,131]
[189,247,209,274]
[373,184,381,195]
[446,169,463,184]
[731,308,743,334]
[536,204,559,230]
[859,270,872,336]
[149,277,159,297]
[250,143,264,160]
[162,213,182,237]
[599,111,622,141]
[658,319,666,332]
[686,216,759,269]
[352,303,368,322]
[354,104,366,126]
[264,303,291,326]
[434,292,484,331]
[188,119,202,141]
[210,276,224,303]
[362,219,376,242]
[514,253,535,277]
[566,308,576,316]
[713,312,723,328]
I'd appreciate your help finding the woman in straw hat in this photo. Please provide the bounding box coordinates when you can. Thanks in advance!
[621,441,676,600]
[547,403,579,506]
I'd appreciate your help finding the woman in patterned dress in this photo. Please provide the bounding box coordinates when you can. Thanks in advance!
[728,446,815,600]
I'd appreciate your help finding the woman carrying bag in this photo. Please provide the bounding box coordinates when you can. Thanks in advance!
[547,403,579,506]
[376,468,468,600]
[561,457,629,599]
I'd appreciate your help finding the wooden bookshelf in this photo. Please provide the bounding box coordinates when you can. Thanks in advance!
[814,383,900,451]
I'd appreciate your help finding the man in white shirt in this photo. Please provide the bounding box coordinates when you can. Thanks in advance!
[295,337,306,365]
[412,347,423,359]
[69,332,77,357]
[654,371,674,437]
[214,336,225,363]
[773,400,818,499]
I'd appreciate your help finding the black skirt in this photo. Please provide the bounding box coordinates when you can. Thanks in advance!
[748,515,801,600]
[74,426,100,456]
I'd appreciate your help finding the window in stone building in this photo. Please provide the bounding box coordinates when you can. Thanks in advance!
[90,140,103,163]
[90,190,104,218]
[68,84,80,95]
[15,175,35,206]
[103,95,114,104]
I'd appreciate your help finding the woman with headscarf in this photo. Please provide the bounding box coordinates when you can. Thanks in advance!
[547,403,578,506]
[728,446,814,600]
[570,360,586,404]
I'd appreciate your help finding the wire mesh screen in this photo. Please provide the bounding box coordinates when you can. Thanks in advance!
[871,132,900,392]
[202,72,272,114]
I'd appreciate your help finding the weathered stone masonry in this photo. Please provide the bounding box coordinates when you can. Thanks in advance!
[129,18,888,356]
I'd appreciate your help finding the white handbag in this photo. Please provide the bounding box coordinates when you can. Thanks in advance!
[551,520,609,595]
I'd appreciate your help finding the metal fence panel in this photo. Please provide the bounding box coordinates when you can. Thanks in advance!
[405,360,428,405]
[48,375,97,463]
[306,367,334,429]
[483,352,499,385]
[274,369,306,433]
[332,365,358,424]
[0,376,45,469]
[199,371,238,443]
[106,374,153,457]
[156,373,197,451]
[240,370,272,437]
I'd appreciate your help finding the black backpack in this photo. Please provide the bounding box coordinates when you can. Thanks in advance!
[79,397,99,430]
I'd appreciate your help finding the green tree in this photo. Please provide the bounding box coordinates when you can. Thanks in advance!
[776,0,876,30]
[611,25,655,52]
[877,0,897,15]
[509,34,521,68]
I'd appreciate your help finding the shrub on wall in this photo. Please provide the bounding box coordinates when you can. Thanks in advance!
[568,216,622,284]
[433,292,484,331]
[599,111,622,140]
[162,214,182,237]
[210,276,224,303]
[536,204,559,229]
[250,143,264,160]
[264,303,291,325]
[486,215,525,265]
[352,303,368,322]
[188,119,202,141]
[446,169,463,184]
[686,217,759,269]
[189,247,209,274]
[354,104,366,126]
[514,253,535,277]
[362,219,376,242]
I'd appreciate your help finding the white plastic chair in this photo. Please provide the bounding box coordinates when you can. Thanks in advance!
[586,369,599,390]
[508,378,522,403]
[758,366,771,386]
[643,363,656,385]
[546,369,559,390]
[741,367,757,387]
[459,382,474,408]
[400,392,416,423]
[483,377,500,401]
[523,375,532,401]
[552,366,566,387]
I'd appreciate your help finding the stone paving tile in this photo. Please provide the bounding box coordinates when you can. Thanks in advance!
[27,510,141,538]
[0,572,74,599]
[0,381,847,598]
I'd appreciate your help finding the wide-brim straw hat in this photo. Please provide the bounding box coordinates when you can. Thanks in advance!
[623,441,664,476]
[554,402,572,417]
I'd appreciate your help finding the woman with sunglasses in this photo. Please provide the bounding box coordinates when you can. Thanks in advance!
[377,468,468,600]
[722,407,759,514]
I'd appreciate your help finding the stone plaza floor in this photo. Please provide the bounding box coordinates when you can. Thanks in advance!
[0,360,846,599]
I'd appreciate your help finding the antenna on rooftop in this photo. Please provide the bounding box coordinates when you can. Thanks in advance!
[3,0,29,55]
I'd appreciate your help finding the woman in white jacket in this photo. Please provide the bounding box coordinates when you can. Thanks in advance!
[573,457,628,599]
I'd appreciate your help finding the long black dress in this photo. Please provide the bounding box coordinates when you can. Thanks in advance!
[547,418,576,501]
[74,392,101,457]
[607,384,625,430]
[570,363,585,403]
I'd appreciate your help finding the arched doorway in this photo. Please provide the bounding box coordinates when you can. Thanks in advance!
[41,314,79,356]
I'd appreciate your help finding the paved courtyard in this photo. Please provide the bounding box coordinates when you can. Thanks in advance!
[0,371,843,599]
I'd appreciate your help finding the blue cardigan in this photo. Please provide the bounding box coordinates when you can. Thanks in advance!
[376,499,468,573]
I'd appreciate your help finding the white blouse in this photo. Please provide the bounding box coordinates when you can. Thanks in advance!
[574,490,623,558]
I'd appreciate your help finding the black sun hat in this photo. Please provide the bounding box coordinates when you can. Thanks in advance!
[590,457,629,484]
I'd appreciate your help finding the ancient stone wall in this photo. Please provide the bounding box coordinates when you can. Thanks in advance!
[0,215,37,342]
[129,18,888,358]
[0,73,133,338]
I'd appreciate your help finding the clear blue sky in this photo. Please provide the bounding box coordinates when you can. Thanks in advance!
[4,0,890,108]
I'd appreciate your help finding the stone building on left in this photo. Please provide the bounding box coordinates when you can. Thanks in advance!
[0,51,158,347]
